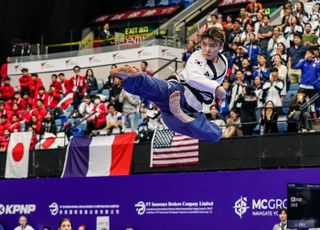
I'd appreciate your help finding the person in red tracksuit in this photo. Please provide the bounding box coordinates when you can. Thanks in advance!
[31,99,47,122]
[0,114,11,135]
[47,86,61,109]
[0,77,15,101]
[13,92,27,110]
[58,73,71,96]
[69,66,87,110]
[19,68,32,96]
[30,73,43,97]
[87,96,107,134]
[50,74,62,94]
[8,114,21,132]
[23,92,33,107]
[0,57,10,85]
[28,115,41,134]
[0,101,12,121]
[11,103,22,118]
[33,86,48,108]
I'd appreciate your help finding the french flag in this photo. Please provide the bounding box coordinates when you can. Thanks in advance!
[62,132,136,177]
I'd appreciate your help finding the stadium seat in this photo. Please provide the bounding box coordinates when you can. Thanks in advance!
[66,105,74,113]
[97,80,104,91]
[20,121,26,132]
[144,0,156,7]
[157,0,169,6]
[101,89,110,99]
[289,83,299,92]
[90,90,98,96]
[55,119,62,132]
[277,115,288,133]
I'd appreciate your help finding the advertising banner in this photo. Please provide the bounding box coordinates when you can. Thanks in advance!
[0,168,320,229]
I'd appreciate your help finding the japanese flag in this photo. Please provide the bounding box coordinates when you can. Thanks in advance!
[5,132,32,178]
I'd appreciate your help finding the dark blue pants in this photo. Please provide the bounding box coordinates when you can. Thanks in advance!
[122,75,222,143]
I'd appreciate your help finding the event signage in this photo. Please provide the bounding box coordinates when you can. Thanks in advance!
[0,168,320,229]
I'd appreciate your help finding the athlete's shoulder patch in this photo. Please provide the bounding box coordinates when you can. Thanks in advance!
[194,58,203,66]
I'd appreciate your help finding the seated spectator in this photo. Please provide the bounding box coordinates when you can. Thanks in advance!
[302,23,318,48]
[79,95,94,117]
[30,73,43,97]
[33,86,48,108]
[246,0,263,23]
[262,67,285,110]
[268,26,288,57]
[87,96,107,133]
[253,76,263,121]
[273,54,288,94]
[28,127,38,151]
[19,68,32,96]
[119,89,140,130]
[288,90,312,132]
[227,20,243,47]
[219,79,232,119]
[0,129,9,152]
[241,23,255,45]
[182,41,196,67]
[261,100,279,134]
[41,111,57,135]
[104,64,117,90]
[9,114,21,132]
[241,58,253,83]
[252,55,270,82]
[230,70,247,111]
[69,66,87,110]
[50,74,62,94]
[31,99,47,122]
[231,46,247,74]
[0,114,11,135]
[244,33,261,67]
[257,15,273,56]
[223,110,243,138]
[58,73,71,96]
[85,68,98,94]
[109,76,123,111]
[283,16,304,46]
[237,85,257,135]
[206,104,226,132]
[294,1,309,25]
[281,1,293,25]
[22,92,32,108]
[0,77,15,101]
[140,61,152,76]
[13,92,27,110]
[27,115,41,134]
[0,101,12,120]
[47,86,61,110]
[272,42,288,64]
[210,14,223,30]
[106,103,123,135]
[11,103,22,118]
[140,102,163,131]
[222,15,234,39]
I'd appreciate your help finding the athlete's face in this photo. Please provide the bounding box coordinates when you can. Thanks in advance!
[200,37,223,60]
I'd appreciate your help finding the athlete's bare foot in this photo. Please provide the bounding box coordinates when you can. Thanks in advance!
[110,66,141,80]
[169,91,194,123]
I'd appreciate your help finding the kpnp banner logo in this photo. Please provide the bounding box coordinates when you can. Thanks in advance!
[233,196,249,219]
[134,201,146,215]
[0,204,36,215]
[233,196,287,218]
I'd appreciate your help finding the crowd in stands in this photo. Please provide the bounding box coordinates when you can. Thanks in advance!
[182,0,320,137]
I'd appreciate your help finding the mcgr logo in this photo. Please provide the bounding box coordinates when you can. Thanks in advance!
[0,204,36,215]
[233,196,249,219]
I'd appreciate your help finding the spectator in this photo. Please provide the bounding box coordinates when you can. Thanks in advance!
[31,99,47,122]
[23,92,33,106]
[0,56,10,84]
[78,225,87,230]
[43,227,51,230]
[272,209,288,230]
[106,103,123,135]
[254,12,264,34]
[100,22,114,46]
[241,58,253,83]
[219,79,232,119]
[222,15,234,39]
[257,15,273,56]
[281,1,293,24]
[14,216,35,230]
[28,115,41,134]
[140,61,152,76]
[58,218,72,230]
[268,26,288,57]
[104,64,117,90]
[58,73,71,96]
[295,1,309,25]
[50,74,62,94]
[261,100,279,134]
[288,33,307,84]
[239,8,251,27]
[140,102,163,131]
[28,126,38,151]
[223,110,242,138]
[272,42,288,64]
[302,22,318,47]
[109,76,123,111]
[227,20,243,47]
[241,23,255,45]
[87,96,107,133]
[273,54,288,94]
[0,114,11,135]
[230,70,247,111]
[0,102,12,120]
[244,33,261,67]
[13,92,27,110]
[246,0,263,23]
[78,95,94,117]
[0,129,9,151]
[283,15,304,45]
[253,76,263,121]
[182,41,196,67]
[9,114,21,132]
[69,66,87,110]
[41,111,57,135]
[205,14,214,29]
[237,85,257,135]
[288,89,311,132]
[33,86,48,108]
[231,45,247,74]
[252,55,270,82]
[0,77,14,101]
[210,14,223,30]
[85,68,98,94]
[47,85,61,110]
[262,67,285,110]
[11,104,22,120]
[19,68,32,96]
[119,89,140,130]
[30,73,43,97]
[206,104,226,132]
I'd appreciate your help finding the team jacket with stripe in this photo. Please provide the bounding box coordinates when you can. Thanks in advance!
[179,50,228,112]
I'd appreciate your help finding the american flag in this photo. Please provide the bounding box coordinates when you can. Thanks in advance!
[150,129,199,167]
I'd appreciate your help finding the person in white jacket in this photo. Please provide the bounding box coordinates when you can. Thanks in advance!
[110,27,228,143]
